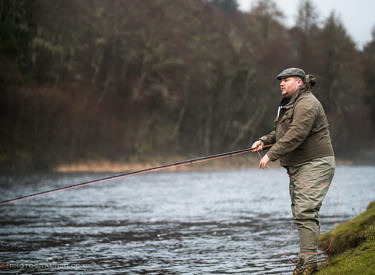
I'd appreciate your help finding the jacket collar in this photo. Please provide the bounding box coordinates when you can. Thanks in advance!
[288,89,301,105]
[280,85,310,107]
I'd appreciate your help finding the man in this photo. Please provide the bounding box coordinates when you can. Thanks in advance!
[251,68,335,275]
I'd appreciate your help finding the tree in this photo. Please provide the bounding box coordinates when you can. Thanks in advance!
[362,26,375,130]
[211,0,238,12]
[314,13,369,153]
[289,0,320,70]
[296,0,319,33]
[1,0,373,170]
[0,0,39,84]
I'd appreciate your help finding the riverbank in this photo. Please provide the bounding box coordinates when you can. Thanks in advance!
[53,155,355,173]
[53,154,262,173]
[317,201,375,274]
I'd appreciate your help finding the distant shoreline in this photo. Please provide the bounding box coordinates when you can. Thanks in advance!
[53,156,355,173]
[53,155,261,173]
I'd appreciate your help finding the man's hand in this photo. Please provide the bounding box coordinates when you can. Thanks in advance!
[258,154,270,169]
[251,140,264,152]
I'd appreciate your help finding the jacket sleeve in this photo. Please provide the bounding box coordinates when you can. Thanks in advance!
[259,130,276,145]
[266,98,318,161]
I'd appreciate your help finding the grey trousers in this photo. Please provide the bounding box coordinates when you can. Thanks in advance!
[287,156,335,266]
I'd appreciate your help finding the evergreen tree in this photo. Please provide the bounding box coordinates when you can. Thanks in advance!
[362,26,375,130]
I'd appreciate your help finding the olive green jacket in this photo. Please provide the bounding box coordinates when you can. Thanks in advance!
[259,86,334,167]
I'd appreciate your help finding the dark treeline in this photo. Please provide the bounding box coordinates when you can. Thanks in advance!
[1,0,375,171]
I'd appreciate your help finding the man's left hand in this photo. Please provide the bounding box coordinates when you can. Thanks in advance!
[258,154,270,169]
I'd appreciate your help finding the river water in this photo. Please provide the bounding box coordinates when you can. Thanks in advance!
[0,165,374,274]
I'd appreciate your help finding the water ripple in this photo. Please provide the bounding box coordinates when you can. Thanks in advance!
[0,167,374,273]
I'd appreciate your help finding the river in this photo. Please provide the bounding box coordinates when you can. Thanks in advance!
[0,166,374,274]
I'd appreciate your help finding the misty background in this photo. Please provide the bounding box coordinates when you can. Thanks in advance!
[237,0,375,49]
[1,0,375,171]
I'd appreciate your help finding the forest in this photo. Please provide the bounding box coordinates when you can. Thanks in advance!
[1,0,375,171]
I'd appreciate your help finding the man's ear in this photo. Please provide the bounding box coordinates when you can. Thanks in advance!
[297,78,303,86]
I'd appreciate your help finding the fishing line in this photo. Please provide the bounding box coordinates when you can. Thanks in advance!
[255,151,342,265]
[0,145,271,206]
[1,145,341,264]
[279,183,342,265]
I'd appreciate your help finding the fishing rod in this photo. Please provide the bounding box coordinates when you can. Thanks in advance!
[0,145,272,206]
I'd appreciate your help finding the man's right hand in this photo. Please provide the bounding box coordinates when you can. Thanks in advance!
[251,140,264,152]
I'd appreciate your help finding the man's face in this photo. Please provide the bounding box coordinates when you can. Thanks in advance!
[280,77,303,98]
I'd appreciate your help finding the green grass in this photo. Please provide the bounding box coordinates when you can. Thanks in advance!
[316,201,375,274]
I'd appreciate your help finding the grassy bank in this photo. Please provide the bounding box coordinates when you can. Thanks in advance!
[317,201,375,274]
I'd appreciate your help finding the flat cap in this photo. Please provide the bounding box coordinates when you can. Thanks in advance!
[276,68,305,80]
